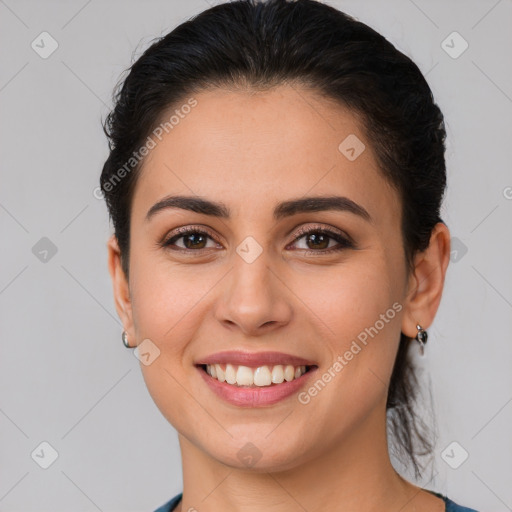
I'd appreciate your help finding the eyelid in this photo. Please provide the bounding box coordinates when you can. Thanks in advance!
[289,223,352,243]
[161,224,223,247]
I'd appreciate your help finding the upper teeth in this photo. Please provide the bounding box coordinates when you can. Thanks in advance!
[205,364,308,387]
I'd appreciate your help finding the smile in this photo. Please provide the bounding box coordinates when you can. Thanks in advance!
[196,363,319,407]
[201,363,314,387]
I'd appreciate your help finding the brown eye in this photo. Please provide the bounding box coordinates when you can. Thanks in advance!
[163,228,220,251]
[302,232,330,250]
[289,227,354,254]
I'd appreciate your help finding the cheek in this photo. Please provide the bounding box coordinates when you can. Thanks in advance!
[127,250,223,414]
[294,260,403,395]
[129,251,201,344]
[294,260,402,342]
[291,265,403,434]
[128,258,205,429]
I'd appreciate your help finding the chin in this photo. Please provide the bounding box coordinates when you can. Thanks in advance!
[205,434,311,473]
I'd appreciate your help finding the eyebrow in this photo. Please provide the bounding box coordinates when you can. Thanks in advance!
[145,195,372,223]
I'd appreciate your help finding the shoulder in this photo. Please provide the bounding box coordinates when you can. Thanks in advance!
[152,492,183,512]
[444,497,481,512]
[152,492,481,512]
[430,491,480,512]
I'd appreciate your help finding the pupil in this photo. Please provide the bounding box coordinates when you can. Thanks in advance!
[185,233,206,249]
[307,233,328,250]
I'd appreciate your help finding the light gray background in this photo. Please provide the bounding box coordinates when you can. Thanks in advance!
[1,0,511,511]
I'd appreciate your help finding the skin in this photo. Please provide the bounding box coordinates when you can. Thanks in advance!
[107,84,450,512]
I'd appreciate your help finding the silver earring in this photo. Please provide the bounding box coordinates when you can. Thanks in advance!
[122,330,131,348]
[415,324,428,356]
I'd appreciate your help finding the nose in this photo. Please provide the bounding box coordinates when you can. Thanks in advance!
[214,250,293,336]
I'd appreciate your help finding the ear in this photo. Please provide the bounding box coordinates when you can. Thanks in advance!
[107,234,135,344]
[401,222,451,338]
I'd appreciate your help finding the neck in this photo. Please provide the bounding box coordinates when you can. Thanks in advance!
[174,402,436,512]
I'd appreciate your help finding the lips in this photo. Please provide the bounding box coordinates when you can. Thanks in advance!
[195,350,318,368]
[197,363,319,407]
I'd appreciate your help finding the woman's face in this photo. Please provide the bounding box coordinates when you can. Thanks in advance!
[109,85,427,470]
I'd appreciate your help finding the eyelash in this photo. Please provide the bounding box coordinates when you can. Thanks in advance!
[161,224,354,255]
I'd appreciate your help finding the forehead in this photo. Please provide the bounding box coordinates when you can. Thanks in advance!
[132,85,401,228]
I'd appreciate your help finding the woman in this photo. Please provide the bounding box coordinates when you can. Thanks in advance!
[100,1,479,510]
